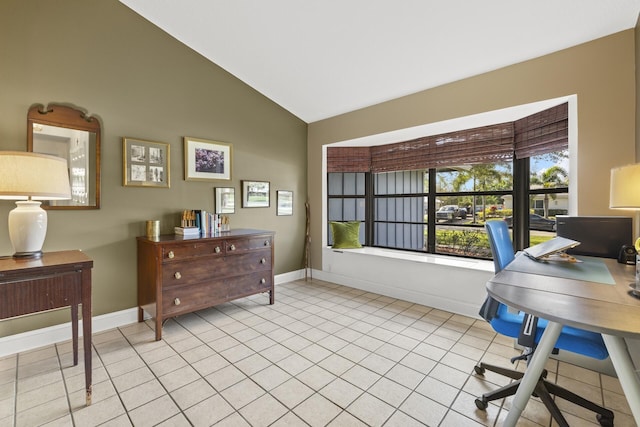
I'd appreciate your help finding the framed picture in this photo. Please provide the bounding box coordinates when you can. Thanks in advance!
[277,190,293,216]
[123,137,170,188]
[242,180,270,208]
[215,187,235,214]
[184,137,232,181]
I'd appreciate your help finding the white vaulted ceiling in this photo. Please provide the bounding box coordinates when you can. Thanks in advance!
[119,1,640,123]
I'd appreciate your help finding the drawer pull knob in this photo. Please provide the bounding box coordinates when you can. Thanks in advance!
[260,278,266,284]
[174,298,181,306]
[174,272,182,279]
[264,240,270,246]
[167,251,175,259]
[229,244,236,251]
[260,258,266,264]
[215,246,221,253]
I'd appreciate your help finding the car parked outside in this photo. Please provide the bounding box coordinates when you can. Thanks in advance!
[436,205,467,221]
[504,213,556,231]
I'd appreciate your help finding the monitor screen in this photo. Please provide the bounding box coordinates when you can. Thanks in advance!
[555,215,633,258]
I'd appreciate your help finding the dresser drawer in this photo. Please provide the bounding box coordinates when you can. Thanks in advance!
[225,235,272,254]
[162,271,272,317]
[0,271,82,318]
[161,251,271,288]
[161,241,225,262]
[225,251,272,273]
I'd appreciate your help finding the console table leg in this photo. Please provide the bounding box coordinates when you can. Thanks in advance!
[71,303,78,366]
[81,269,92,406]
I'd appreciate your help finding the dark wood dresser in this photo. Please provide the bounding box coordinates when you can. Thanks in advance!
[137,229,274,340]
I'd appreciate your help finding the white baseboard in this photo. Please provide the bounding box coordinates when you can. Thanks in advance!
[0,308,141,358]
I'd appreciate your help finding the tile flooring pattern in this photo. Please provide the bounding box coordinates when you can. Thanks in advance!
[0,279,635,427]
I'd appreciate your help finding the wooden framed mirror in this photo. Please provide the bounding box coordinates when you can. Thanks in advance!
[27,104,101,209]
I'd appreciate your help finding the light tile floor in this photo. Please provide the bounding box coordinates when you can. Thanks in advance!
[0,278,635,426]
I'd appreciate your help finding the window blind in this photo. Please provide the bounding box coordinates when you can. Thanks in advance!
[514,102,568,159]
[326,146,371,172]
[326,102,568,172]
[369,123,514,173]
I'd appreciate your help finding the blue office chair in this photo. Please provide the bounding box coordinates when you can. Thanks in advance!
[475,220,614,427]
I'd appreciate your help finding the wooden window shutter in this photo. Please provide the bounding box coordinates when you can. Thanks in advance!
[514,102,568,159]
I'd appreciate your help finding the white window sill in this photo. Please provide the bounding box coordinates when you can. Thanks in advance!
[325,246,494,272]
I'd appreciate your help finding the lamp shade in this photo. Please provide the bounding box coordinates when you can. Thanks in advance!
[0,151,71,257]
[610,164,640,209]
[0,151,71,200]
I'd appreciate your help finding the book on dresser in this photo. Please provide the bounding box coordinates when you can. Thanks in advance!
[137,229,275,340]
[174,226,200,236]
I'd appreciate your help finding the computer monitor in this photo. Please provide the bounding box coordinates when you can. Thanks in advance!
[555,215,633,258]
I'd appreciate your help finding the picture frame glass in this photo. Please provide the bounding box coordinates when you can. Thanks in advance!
[123,137,170,188]
[184,137,232,181]
[215,187,235,214]
[242,181,270,208]
[277,190,293,216]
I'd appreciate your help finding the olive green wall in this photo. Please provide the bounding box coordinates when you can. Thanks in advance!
[308,30,637,271]
[0,0,308,335]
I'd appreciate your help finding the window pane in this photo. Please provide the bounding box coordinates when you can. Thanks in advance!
[356,198,366,220]
[374,223,426,251]
[530,149,569,190]
[374,173,387,195]
[328,173,343,195]
[375,198,388,221]
[355,173,366,195]
[343,173,357,194]
[528,192,565,243]
[343,198,357,220]
[328,199,343,221]
[435,225,491,258]
[436,163,513,192]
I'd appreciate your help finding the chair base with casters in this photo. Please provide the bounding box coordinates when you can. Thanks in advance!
[473,360,614,427]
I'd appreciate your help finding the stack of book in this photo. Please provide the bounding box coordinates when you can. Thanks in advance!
[174,226,200,237]
[178,209,230,236]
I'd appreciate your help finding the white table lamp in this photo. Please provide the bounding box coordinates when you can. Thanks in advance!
[0,151,71,258]
[610,164,640,210]
[610,163,640,298]
[610,163,640,238]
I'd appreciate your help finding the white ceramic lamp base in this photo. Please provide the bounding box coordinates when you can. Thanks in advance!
[8,201,48,258]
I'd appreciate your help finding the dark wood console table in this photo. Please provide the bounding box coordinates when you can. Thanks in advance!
[0,250,93,405]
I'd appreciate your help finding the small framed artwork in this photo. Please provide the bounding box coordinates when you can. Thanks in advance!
[184,137,232,181]
[277,190,293,216]
[242,180,270,208]
[123,137,170,188]
[215,187,235,214]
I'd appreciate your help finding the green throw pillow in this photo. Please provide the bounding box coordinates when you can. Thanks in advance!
[330,221,362,249]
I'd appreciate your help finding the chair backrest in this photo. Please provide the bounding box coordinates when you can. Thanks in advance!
[485,220,515,273]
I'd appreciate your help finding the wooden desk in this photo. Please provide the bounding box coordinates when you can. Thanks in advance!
[487,254,640,426]
[0,251,93,405]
